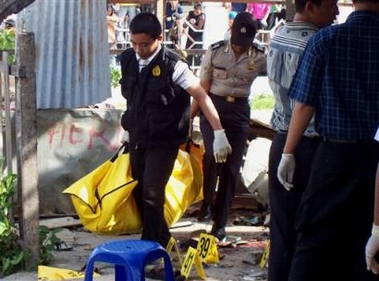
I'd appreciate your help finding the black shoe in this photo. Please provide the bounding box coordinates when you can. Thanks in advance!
[197,203,212,222]
[210,226,226,241]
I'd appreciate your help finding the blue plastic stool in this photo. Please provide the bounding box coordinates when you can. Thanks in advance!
[84,239,175,281]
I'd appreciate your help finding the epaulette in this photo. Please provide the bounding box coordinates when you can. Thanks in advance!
[164,47,188,64]
[253,43,266,53]
[210,40,226,50]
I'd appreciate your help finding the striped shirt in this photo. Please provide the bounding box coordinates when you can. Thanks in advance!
[288,11,379,140]
[267,21,319,137]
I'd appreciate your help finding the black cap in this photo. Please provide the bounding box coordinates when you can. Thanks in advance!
[231,12,257,47]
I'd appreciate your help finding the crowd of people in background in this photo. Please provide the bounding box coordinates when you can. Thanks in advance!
[106,1,286,52]
[226,2,286,30]
[105,1,288,78]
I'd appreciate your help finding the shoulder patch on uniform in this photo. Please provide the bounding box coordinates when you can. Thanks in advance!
[253,43,266,53]
[211,40,226,50]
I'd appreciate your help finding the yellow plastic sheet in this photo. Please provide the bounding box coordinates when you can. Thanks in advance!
[37,265,99,280]
[63,141,203,235]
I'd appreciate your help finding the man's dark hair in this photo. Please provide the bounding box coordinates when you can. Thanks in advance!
[295,0,324,12]
[129,12,162,39]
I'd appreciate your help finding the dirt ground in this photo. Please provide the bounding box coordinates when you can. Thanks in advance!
[3,197,270,281]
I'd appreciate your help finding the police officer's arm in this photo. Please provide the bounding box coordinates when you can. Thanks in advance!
[189,78,211,119]
[174,58,231,161]
[190,44,213,119]
[187,83,232,163]
[187,83,222,131]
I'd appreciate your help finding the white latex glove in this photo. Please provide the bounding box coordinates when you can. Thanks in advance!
[213,129,232,163]
[277,153,295,191]
[120,130,129,143]
[366,224,379,274]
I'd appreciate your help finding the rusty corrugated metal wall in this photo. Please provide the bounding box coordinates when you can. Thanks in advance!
[21,0,111,109]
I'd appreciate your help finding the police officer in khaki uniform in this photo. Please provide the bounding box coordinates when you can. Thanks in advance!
[191,12,266,240]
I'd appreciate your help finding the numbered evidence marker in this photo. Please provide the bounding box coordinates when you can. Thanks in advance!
[260,240,270,268]
[180,233,219,279]
[197,233,219,264]
[180,246,206,279]
[166,236,183,266]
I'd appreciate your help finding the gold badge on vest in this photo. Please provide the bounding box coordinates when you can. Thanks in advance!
[248,60,256,70]
[152,65,161,76]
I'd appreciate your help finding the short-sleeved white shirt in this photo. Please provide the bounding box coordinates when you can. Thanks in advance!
[136,44,199,90]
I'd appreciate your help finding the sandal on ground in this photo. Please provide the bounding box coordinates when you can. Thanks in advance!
[54,241,73,251]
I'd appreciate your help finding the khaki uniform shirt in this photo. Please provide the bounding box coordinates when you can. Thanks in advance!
[200,40,266,98]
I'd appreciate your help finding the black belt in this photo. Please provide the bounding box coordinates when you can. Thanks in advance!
[323,137,373,144]
[209,93,248,103]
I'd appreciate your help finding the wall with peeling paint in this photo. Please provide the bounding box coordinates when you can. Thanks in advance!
[37,109,124,215]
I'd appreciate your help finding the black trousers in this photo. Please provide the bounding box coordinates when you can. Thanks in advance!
[288,140,379,281]
[129,145,178,247]
[268,132,321,281]
[200,94,250,228]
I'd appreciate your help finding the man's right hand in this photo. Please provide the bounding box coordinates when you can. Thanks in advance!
[277,153,295,191]
[121,130,129,143]
[213,129,232,163]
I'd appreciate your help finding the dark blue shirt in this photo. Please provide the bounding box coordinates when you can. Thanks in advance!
[288,11,379,140]
[231,3,247,13]
[165,3,184,29]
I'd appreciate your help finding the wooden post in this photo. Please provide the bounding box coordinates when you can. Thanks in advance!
[1,52,13,175]
[15,32,39,269]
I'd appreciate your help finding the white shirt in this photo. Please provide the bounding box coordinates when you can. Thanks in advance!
[135,44,199,89]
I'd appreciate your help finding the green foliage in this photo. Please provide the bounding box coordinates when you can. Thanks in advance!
[0,158,63,277]
[250,93,275,110]
[0,29,15,64]
[0,158,27,277]
[110,65,121,88]
[39,226,63,265]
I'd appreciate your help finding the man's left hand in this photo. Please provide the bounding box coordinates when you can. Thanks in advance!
[366,225,379,274]
[277,153,295,191]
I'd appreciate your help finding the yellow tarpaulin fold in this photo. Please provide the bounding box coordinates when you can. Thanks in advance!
[37,265,99,280]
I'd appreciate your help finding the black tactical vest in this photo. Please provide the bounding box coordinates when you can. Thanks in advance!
[118,47,190,148]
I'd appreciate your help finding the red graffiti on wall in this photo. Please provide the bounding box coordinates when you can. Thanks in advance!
[47,121,123,151]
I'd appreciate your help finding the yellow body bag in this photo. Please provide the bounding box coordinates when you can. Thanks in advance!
[63,141,203,235]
